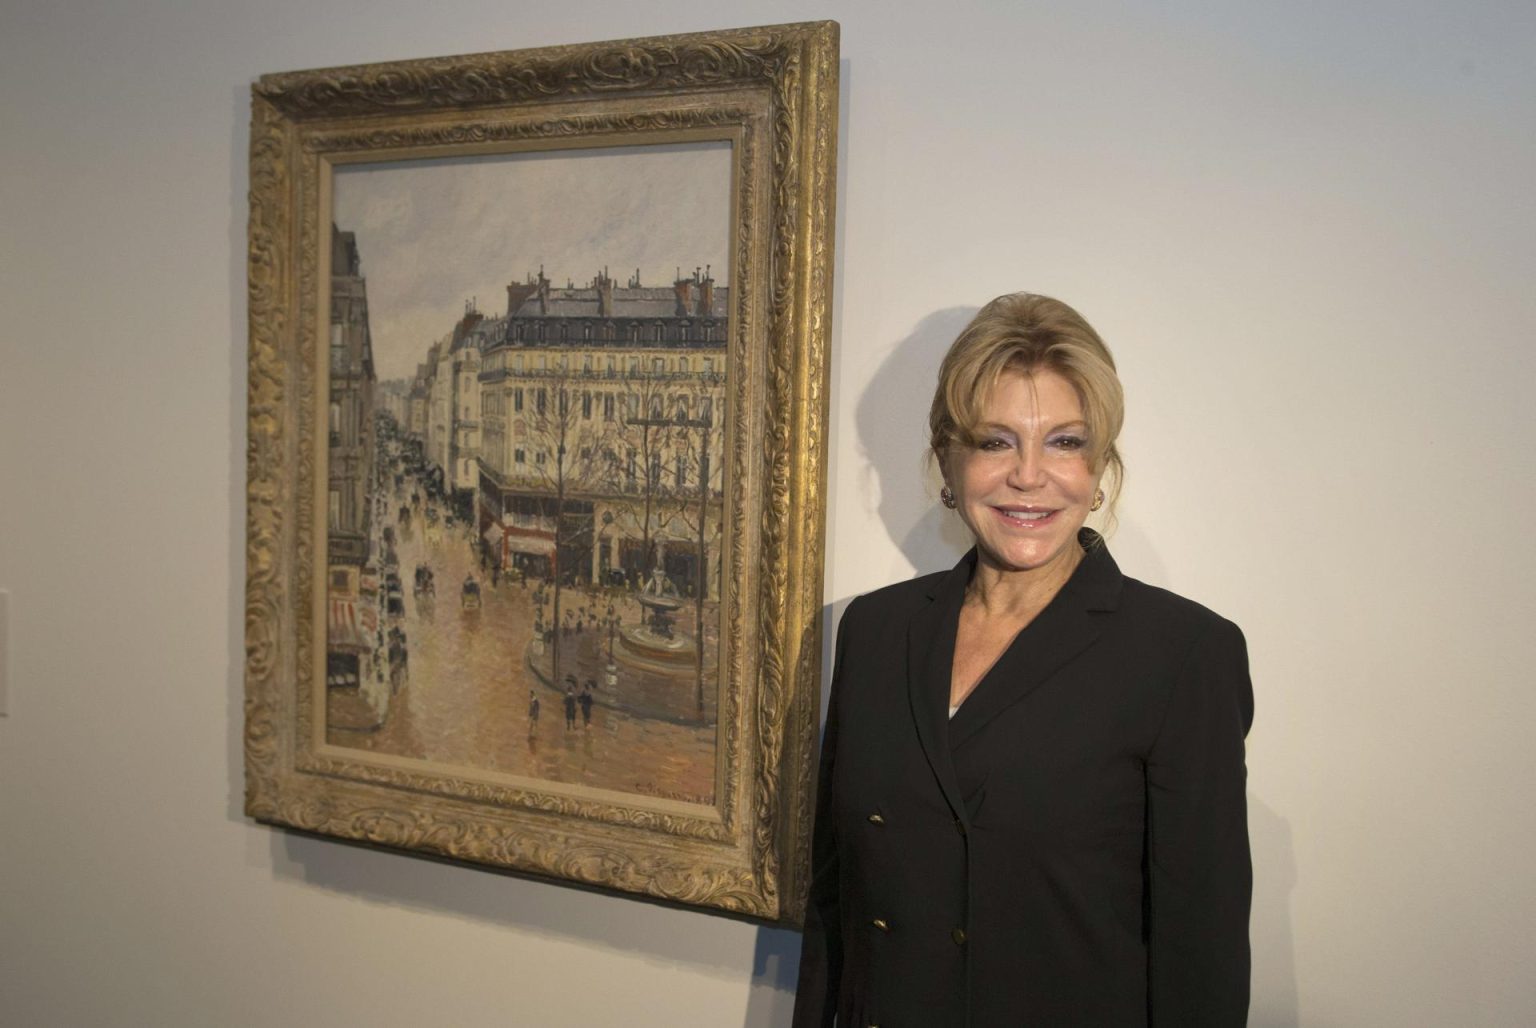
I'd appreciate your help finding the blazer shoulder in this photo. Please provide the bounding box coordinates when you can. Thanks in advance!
[1119,575,1244,642]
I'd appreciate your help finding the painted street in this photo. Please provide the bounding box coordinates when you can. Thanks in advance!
[329,498,718,806]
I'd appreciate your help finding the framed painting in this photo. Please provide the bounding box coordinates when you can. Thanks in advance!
[243,22,838,923]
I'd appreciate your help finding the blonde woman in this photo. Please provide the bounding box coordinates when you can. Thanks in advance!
[795,294,1253,1026]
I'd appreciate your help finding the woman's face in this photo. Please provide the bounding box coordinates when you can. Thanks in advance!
[944,369,1101,578]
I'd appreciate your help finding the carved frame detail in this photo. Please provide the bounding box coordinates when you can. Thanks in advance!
[243,22,838,924]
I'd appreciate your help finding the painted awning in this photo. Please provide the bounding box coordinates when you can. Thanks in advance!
[503,526,556,556]
[327,598,372,651]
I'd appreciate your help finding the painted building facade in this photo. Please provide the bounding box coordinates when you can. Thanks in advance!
[477,267,728,598]
[325,224,379,693]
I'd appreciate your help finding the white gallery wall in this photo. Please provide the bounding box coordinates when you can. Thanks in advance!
[2,1,1533,1025]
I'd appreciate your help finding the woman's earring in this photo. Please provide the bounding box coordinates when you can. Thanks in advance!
[1090,489,1104,512]
[940,486,958,509]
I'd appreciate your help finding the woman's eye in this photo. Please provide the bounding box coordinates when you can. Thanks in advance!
[1050,435,1086,451]
[978,438,1010,452]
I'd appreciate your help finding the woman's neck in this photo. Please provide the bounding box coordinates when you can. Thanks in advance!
[966,543,1084,621]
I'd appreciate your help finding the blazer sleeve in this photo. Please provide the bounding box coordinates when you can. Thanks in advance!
[1146,616,1255,1026]
[792,596,858,1028]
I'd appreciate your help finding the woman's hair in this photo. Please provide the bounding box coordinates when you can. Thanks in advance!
[929,292,1126,514]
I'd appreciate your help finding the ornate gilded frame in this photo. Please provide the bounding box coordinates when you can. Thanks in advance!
[243,22,837,923]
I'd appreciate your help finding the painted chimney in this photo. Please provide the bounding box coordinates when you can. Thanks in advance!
[673,268,694,316]
[505,278,539,321]
[697,265,715,317]
[595,268,614,317]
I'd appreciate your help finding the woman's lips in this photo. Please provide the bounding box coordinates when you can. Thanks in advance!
[992,506,1059,527]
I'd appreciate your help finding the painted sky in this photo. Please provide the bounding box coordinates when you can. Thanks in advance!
[332,141,732,382]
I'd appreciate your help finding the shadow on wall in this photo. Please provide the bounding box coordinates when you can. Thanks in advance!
[743,926,801,1027]
[1248,792,1299,1026]
[857,306,979,574]
[266,827,816,1004]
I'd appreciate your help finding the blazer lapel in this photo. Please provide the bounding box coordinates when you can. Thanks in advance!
[906,550,974,822]
[948,533,1124,750]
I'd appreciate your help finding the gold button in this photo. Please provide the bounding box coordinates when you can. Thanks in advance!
[872,918,890,932]
[951,927,967,945]
[867,813,885,825]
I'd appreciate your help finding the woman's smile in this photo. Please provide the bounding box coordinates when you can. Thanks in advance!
[991,505,1060,525]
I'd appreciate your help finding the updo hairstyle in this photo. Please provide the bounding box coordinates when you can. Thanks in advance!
[928,292,1126,516]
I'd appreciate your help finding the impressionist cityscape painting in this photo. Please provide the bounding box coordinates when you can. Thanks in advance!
[322,142,732,807]
[245,23,838,917]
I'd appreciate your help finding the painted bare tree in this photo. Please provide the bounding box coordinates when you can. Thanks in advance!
[618,365,684,586]
[668,373,726,716]
[519,356,618,686]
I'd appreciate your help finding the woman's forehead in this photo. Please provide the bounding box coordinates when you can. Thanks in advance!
[978,368,1084,423]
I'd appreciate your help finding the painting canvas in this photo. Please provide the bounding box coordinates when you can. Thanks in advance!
[244,22,838,922]
[325,143,731,807]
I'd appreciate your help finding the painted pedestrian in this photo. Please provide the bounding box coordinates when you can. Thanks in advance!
[563,685,578,730]
[579,685,594,728]
[527,689,540,735]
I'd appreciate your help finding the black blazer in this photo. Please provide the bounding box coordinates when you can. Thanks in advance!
[794,534,1253,1027]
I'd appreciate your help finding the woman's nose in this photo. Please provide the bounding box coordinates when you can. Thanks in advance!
[1007,446,1047,489]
